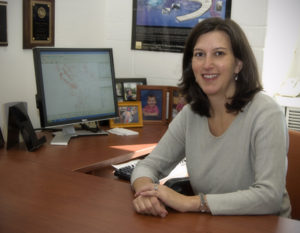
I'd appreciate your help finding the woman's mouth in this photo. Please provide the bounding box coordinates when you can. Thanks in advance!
[202,74,218,79]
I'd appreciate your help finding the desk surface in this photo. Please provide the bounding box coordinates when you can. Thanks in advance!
[0,125,167,172]
[0,125,300,233]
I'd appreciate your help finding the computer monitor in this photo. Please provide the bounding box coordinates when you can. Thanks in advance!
[33,48,118,145]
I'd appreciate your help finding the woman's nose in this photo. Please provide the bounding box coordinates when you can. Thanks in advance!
[203,55,214,69]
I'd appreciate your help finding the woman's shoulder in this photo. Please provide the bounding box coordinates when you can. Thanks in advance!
[242,92,284,124]
[246,92,282,112]
[170,104,205,127]
[179,104,199,117]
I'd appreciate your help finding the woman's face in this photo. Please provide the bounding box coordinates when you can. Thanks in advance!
[191,30,242,99]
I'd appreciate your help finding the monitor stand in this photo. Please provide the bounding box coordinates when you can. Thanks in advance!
[50,125,108,146]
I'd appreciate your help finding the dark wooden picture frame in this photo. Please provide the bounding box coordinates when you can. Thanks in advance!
[109,101,143,128]
[23,0,55,49]
[115,78,147,101]
[168,86,186,122]
[137,85,168,124]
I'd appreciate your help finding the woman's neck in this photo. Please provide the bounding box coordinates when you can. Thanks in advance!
[208,95,236,137]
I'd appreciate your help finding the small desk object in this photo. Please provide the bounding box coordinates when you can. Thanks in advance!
[0,125,299,233]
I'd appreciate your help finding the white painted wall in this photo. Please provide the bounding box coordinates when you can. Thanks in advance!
[0,0,298,139]
[262,0,300,95]
[104,0,268,84]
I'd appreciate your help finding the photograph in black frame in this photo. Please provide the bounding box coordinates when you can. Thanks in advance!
[131,0,231,53]
[115,78,147,101]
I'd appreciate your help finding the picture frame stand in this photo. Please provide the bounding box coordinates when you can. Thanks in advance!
[0,127,4,148]
[6,102,46,151]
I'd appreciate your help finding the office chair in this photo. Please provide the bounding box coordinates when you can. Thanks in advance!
[286,130,300,220]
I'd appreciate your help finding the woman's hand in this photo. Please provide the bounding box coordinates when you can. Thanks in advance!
[132,178,168,218]
[133,193,168,218]
[136,183,201,213]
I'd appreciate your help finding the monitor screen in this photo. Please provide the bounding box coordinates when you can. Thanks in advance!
[33,48,118,145]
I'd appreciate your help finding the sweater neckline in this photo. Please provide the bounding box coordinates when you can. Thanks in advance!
[205,111,243,139]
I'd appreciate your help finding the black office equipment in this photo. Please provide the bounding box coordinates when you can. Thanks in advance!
[114,164,192,195]
[114,165,135,181]
[0,127,4,148]
[32,47,119,145]
[114,159,193,195]
[164,177,194,196]
[6,102,46,151]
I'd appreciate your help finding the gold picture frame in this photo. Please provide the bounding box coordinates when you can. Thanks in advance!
[109,101,143,128]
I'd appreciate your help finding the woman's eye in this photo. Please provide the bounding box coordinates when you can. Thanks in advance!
[194,52,204,57]
[215,51,225,56]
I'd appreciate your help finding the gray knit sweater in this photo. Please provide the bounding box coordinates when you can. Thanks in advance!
[131,92,291,217]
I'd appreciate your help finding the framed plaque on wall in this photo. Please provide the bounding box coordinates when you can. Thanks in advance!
[0,1,8,46]
[23,0,55,49]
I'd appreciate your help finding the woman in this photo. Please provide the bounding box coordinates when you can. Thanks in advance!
[131,17,291,218]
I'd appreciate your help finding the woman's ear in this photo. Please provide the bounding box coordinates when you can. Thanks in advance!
[235,59,243,73]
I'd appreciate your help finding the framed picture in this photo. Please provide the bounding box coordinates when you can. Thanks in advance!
[23,0,55,49]
[109,101,143,128]
[137,85,168,124]
[115,78,147,101]
[115,82,124,102]
[169,87,186,122]
[132,0,231,53]
[0,1,8,46]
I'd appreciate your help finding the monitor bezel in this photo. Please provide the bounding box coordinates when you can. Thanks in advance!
[33,47,119,129]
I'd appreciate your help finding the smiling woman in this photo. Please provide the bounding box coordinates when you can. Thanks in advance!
[191,30,242,100]
[130,17,291,219]
[180,17,261,117]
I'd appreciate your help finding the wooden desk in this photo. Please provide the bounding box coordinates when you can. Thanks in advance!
[0,125,167,172]
[0,125,300,233]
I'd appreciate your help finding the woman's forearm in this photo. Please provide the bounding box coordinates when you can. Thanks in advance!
[132,176,154,193]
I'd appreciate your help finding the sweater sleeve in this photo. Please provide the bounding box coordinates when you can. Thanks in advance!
[206,98,290,216]
[130,106,188,184]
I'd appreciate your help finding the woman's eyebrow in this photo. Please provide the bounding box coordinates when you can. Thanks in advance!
[193,47,228,51]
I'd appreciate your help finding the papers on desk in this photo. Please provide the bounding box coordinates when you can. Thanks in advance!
[112,158,188,184]
[107,128,139,136]
[112,159,141,170]
[159,158,188,184]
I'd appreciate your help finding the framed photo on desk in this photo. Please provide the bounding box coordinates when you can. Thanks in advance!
[109,101,143,128]
[115,78,147,101]
[168,86,186,122]
[137,85,168,125]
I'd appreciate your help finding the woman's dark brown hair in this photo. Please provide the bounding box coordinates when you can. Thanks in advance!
[178,17,262,117]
